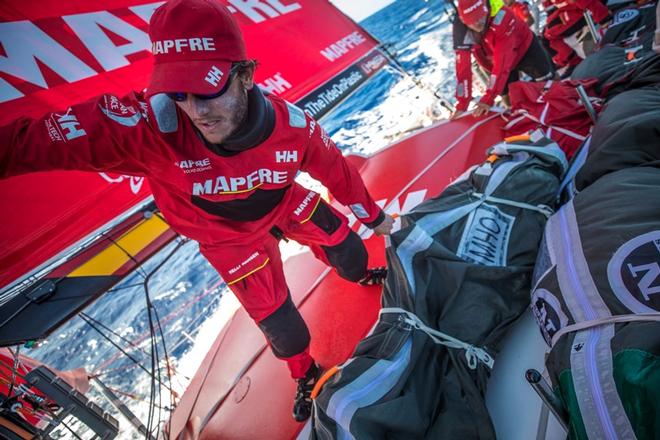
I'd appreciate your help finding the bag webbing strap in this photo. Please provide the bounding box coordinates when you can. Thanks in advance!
[551,313,660,347]
[380,307,495,369]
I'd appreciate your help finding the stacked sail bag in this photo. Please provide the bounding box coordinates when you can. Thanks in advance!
[573,83,660,190]
[503,80,602,160]
[530,166,660,440]
[571,1,660,102]
[308,136,567,440]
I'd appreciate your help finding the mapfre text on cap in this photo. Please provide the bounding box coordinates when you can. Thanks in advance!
[152,38,216,55]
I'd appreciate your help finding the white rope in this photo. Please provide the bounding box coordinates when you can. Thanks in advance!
[380,307,495,370]
[508,110,587,141]
[471,192,555,218]
[550,313,660,347]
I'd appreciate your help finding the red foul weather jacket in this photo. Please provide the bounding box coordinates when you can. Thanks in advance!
[453,6,534,111]
[0,89,384,248]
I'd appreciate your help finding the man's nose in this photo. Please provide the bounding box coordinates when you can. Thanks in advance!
[189,97,210,117]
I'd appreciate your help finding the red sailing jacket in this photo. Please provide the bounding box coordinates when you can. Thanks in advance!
[0,89,383,247]
[453,6,534,111]
[543,0,610,67]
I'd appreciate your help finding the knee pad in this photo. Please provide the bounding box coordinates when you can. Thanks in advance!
[257,293,310,358]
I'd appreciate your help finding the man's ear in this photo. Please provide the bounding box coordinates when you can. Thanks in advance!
[241,63,256,91]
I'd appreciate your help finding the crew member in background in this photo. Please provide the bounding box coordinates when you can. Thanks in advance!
[0,0,394,423]
[504,0,536,27]
[451,0,556,118]
[542,0,611,70]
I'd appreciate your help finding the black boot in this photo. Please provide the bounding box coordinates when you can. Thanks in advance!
[292,363,321,422]
[358,266,387,286]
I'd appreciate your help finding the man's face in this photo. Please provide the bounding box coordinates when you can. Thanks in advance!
[174,69,253,144]
[467,16,487,32]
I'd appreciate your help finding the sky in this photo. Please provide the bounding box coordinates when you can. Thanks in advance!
[329,0,398,22]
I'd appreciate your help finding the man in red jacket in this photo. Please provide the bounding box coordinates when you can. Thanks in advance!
[451,0,555,119]
[542,0,610,69]
[0,0,393,422]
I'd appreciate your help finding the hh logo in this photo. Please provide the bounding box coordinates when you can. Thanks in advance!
[205,66,224,87]
[275,150,298,163]
[54,109,86,141]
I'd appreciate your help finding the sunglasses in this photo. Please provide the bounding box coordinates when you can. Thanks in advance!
[166,68,236,102]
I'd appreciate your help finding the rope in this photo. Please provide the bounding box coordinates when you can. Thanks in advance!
[471,192,555,218]
[380,308,494,369]
[551,313,660,347]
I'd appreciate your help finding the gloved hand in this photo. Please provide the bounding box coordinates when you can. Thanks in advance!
[373,213,395,236]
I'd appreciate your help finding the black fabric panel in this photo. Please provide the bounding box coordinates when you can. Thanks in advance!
[363,210,385,229]
[572,47,658,98]
[309,200,342,235]
[601,4,658,49]
[575,86,660,190]
[0,275,122,346]
[257,292,310,359]
[516,35,556,79]
[505,35,555,94]
[190,185,289,221]
[452,18,475,50]
[321,230,368,282]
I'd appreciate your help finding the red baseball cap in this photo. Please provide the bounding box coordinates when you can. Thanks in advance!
[458,0,489,26]
[146,0,247,97]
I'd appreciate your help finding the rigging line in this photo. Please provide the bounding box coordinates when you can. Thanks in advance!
[93,273,222,375]
[106,282,151,293]
[59,418,85,440]
[79,312,150,357]
[140,244,184,440]
[0,358,30,382]
[141,244,189,438]
[79,314,176,394]
[104,235,149,279]
[152,305,176,415]
[98,381,172,411]
[6,345,21,398]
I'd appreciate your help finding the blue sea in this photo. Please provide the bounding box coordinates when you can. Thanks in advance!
[29,1,456,437]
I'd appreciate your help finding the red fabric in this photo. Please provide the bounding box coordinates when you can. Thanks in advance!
[505,79,602,158]
[284,349,314,379]
[544,7,584,66]
[455,49,474,111]
[1,92,382,248]
[0,1,379,123]
[147,0,246,97]
[0,0,380,288]
[455,7,534,109]
[574,0,610,23]
[511,1,533,23]
[543,0,611,67]
[458,0,490,25]
[199,185,352,321]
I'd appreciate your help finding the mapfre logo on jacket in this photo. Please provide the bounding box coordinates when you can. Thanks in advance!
[192,168,289,195]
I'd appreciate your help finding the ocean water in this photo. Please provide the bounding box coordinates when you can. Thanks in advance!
[28,1,457,437]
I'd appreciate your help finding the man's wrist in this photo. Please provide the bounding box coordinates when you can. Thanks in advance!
[363,210,385,229]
